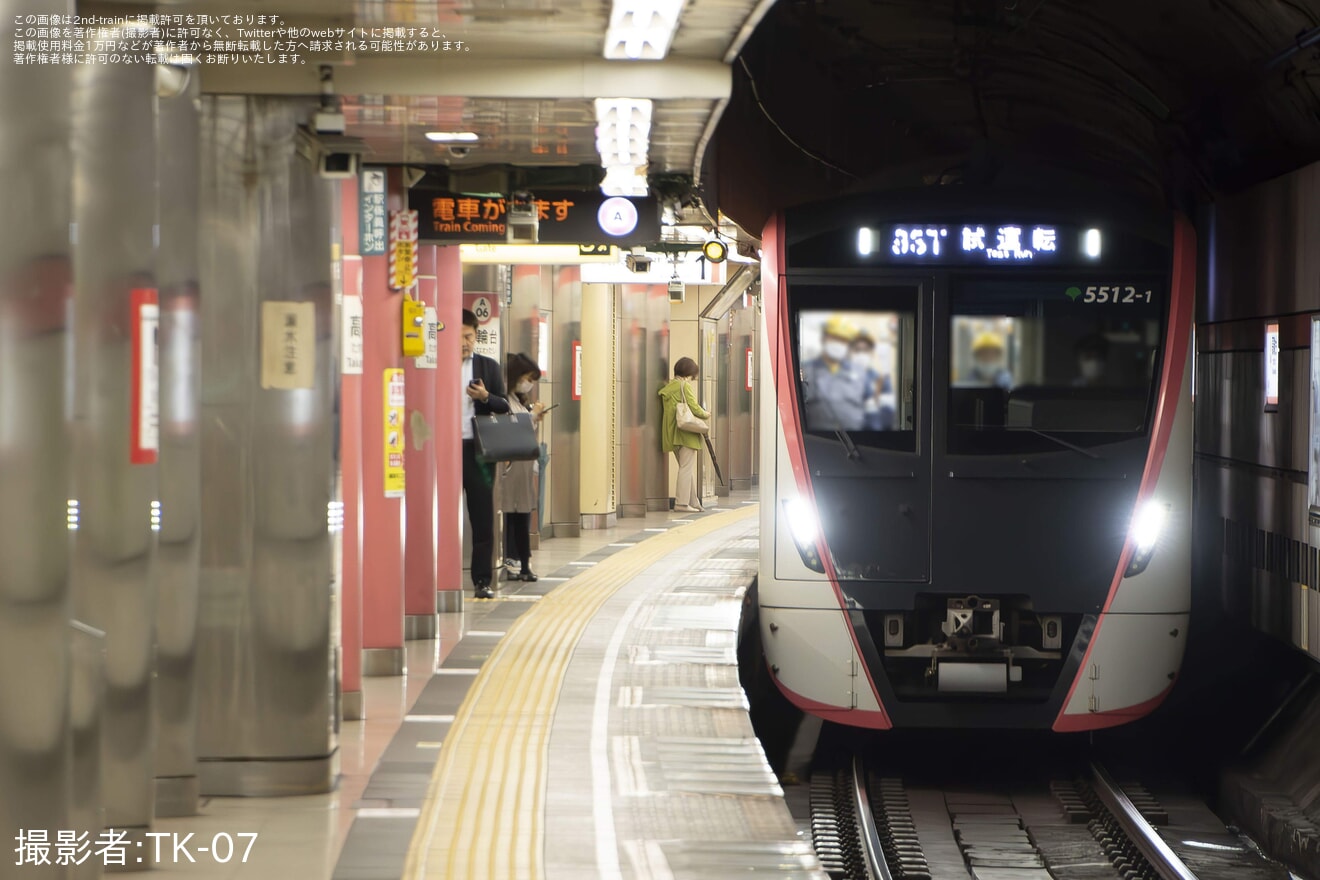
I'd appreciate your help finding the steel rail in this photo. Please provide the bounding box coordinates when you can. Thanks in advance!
[851,756,894,880]
[1091,762,1199,880]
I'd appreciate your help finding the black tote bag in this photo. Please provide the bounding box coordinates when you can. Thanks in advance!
[472,413,540,463]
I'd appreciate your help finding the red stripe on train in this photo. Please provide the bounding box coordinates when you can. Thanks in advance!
[762,214,893,730]
[1051,214,1196,732]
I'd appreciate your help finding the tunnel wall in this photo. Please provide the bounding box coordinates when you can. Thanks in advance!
[1194,160,1320,666]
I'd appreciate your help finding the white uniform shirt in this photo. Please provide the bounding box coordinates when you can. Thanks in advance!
[461,356,475,439]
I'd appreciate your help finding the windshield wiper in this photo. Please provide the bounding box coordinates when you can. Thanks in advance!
[1022,428,1102,460]
[803,382,862,461]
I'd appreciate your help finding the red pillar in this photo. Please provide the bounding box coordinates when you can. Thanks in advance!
[360,169,405,675]
[339,180,364,717]
[404,247,438,637]
[434,245,464,611]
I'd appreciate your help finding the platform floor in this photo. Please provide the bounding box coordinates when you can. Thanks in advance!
[148,492,819,879]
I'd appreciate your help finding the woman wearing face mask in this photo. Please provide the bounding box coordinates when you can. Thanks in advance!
[501,353,547,582]
[1072,334,1109,387]
[659,357,709,513]
[802,315,868,432]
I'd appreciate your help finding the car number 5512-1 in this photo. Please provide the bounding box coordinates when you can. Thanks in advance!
[1082,285,1153,304]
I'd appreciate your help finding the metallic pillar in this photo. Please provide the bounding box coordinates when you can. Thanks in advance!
[154,62,202,819]
[70,41,158,856]
[579,283,617,529]
[404,249,438,640]
[645,286,671,512]
[548,267,582,537]
[197,96,337,795]
[433,246,463,612]
[727,303,756,491]
[618,285,647,517]
[339,251,365,719]
[0,0,75,867]
[360,168,405,677]
[698,317,720,503]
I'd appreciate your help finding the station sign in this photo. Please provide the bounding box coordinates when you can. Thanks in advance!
[359,168,387,256]
[409,189,659,247]
[462,293,500,361]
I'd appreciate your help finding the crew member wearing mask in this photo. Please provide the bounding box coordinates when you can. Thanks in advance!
[968,331,1013,389]
[802,315,868,431]
[1072,334,1109,387]
[849,330,896,431]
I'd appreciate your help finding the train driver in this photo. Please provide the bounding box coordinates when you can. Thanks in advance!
[850,330,896,431]
[968,331,1013,389]
[802,315,868,431]
[1072,334,1110,387]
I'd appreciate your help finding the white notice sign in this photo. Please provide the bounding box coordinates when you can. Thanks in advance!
[416,307,438,369]
[342,295,363,375]
[260,301,316,390]
[138,301,159,454]
[1266,323,1280,407]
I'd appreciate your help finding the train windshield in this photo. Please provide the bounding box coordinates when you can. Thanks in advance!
[796,287,920,451]
[947,277,1165,454]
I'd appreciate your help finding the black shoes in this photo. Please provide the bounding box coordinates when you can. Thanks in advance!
[474,578,494,600]
[518,569,538,582]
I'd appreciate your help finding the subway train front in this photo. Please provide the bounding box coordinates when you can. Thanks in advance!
[756,188,1195,730]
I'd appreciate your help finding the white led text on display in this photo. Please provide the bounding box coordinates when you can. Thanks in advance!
[883,224,1062,262]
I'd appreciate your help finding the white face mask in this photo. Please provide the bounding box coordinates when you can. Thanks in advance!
[516,379,534,394]
[823,340,849,362]
[1079,359,1103,380]
[974,359,1004,377]
[849,351,872,371]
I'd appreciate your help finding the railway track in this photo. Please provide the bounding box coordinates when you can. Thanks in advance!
[810,755,1293,880]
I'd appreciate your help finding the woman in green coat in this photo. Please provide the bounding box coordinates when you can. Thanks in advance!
[658,357,710,512]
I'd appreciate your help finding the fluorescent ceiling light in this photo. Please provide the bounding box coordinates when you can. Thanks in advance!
[425,131,479,143]
[601,165,648,197]
[603,0,684,60]
[595,99,653,196]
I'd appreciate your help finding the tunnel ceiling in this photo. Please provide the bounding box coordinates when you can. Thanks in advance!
[710,0,1320,235]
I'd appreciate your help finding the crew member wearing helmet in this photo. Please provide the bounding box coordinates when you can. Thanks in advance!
[850,329,896,431]
[802,315,868,431]
[969,331,1013,389]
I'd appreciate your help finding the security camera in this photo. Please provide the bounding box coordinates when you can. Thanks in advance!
[319,151,360,179]
[625,253,652,273]
[297,124,368,180]
[447,145,472,159]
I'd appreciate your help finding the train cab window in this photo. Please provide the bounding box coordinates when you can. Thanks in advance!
[947,278,1164,455]
[794,289,919,452]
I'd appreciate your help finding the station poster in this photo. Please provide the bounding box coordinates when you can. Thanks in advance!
[384,368,406,498]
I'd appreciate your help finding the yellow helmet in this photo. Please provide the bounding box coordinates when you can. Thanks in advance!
[822,315,859,342]
[972,331,1005,354]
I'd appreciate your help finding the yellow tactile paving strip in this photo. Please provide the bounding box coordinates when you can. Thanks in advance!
[403,505,759,880]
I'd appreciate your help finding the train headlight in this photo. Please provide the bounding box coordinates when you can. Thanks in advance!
[782,498,825,573]
[1125,500,1169,577]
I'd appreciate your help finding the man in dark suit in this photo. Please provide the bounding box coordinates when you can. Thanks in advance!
[460,308,509,599]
